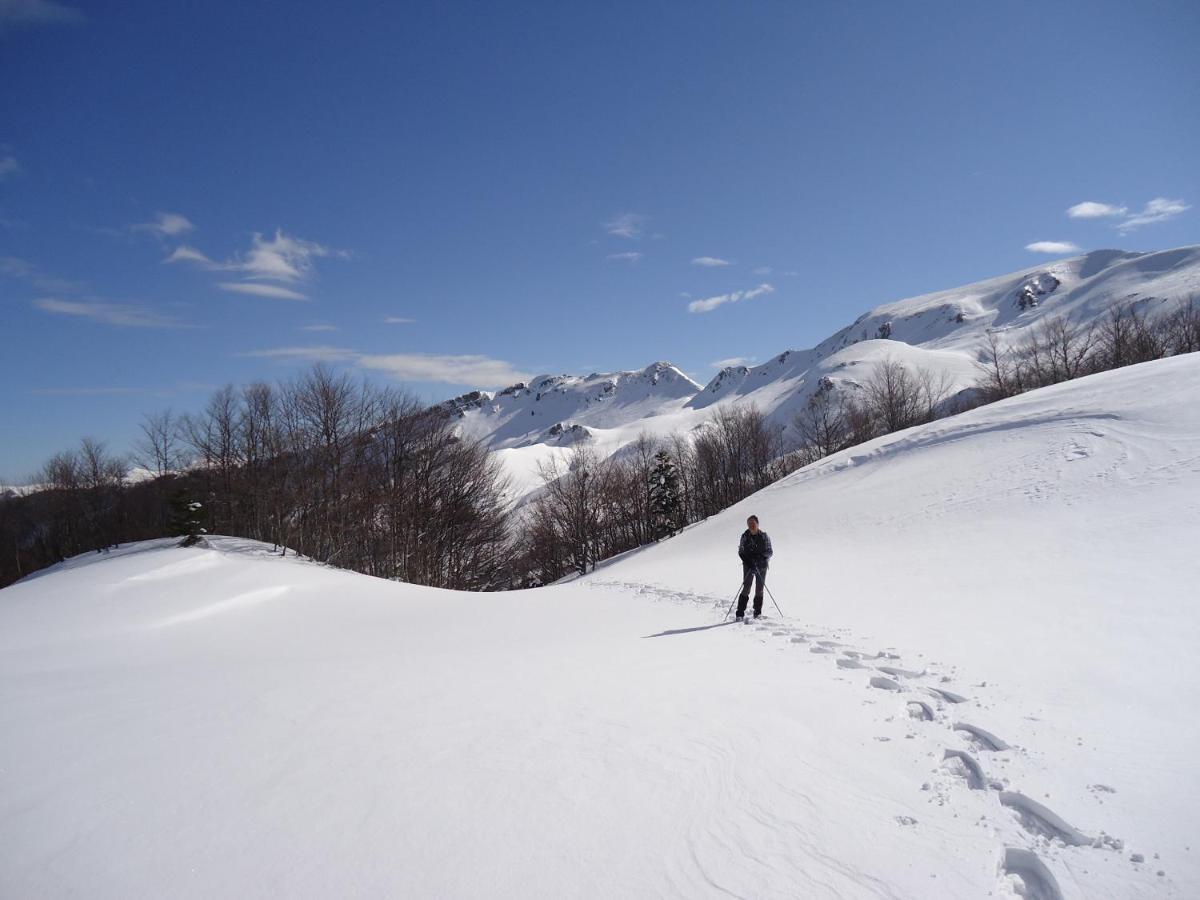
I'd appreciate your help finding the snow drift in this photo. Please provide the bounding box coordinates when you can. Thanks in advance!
[2,354,1199,898]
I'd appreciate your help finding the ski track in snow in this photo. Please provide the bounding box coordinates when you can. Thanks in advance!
[592,576,1161,899]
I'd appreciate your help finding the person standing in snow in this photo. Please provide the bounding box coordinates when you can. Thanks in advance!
[736,515,773,620]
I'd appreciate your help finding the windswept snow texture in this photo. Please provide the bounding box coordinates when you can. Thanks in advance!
[453,246,1200,499]
[3,355,1200,898]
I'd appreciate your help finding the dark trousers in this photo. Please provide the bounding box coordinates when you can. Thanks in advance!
[737,563,766,617]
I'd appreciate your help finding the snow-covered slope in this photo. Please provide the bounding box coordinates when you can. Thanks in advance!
[3,354,1197,898]
[458,246,1200,499]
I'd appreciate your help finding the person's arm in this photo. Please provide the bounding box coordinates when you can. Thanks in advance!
[738,531,748,561]
[763,533,773,561]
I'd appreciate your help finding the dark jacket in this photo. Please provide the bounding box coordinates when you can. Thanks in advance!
[738,529,773,569]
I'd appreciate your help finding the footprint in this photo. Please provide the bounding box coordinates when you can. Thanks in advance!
[870,675,902,692]
[906,700,934,721]
[836,658,867,669]
[942,749,986,790]
[999,792,1093,847]
[789,636,808,643]
[817,640,842,648]
[810,646,836,654]
[877,665,926,679]
[925,687,969,704]
[954,722,1010,752]
[999,848,1064,900]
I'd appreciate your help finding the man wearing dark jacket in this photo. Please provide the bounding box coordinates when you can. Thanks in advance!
[736,514,773,619]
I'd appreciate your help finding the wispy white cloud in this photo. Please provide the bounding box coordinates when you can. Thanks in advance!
[605,213,645,239]
[167,231,340,279]
[1065,196,1189,233]
[358,353,531,387]
[241,345,530,387]
[163,245,216,267]
[711,356,755,368]
[0,0,84,32]
[687,282,774,314]
[299,323,338,332]
[692,256,731,267]
[606,251,643,262]
[1025,241,1081,254]
[131,211,193,239]
[384,316,415,324]
[239,230,336,281]
[218,282,308,301]
[166,229,344,299]
[0,156,18,178]
[752,266,772,275]
[240,346,358,363]
[1,255,85,292]
[1067,201,1127,219]
[1119,197,1189,232]
[34,297,186,328]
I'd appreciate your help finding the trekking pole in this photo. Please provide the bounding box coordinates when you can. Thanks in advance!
[764,582,785,619]
[722,583,742,621]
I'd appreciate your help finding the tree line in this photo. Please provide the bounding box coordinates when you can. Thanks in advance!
[1,366,510,590]
[977,299,1200,401]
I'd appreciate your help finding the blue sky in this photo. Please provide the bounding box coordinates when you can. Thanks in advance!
[2,0,1197,479]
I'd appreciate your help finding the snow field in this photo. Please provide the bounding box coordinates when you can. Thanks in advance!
[2,354,1199,897]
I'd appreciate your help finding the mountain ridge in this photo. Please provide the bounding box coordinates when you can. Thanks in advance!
[443,245,1199,496]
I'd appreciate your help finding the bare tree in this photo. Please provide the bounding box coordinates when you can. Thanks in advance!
[916,366,956,422]
[1019,316,1097,386]
[978,330,1017,401]
[133,409,180,477]
[863,358,925,433]
[793,382,849,463]
[534,445,607,577]
[1160,298,1200,355]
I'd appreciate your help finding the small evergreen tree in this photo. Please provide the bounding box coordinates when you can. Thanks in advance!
[167,491,206,547]
[648,450,683,540]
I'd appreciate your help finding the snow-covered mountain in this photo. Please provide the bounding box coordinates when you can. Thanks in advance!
[452,246,1200,498]
[4,353,1198,898]
[689,245,1198,424]
[441,361,702,449]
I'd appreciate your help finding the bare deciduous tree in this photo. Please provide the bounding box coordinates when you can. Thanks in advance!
[133,409,180,477]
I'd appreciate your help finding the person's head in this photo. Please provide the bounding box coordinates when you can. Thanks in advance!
[746,515,759,533]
